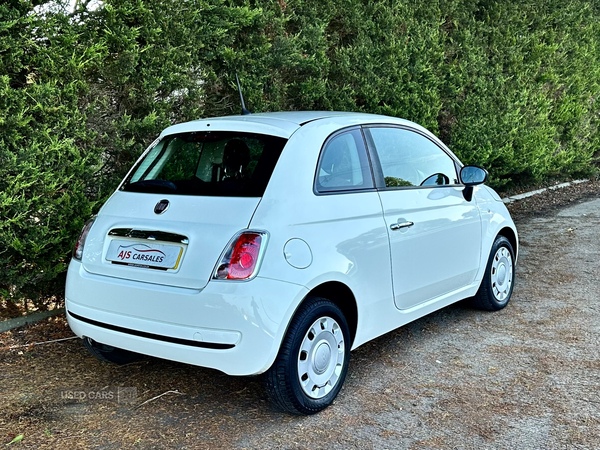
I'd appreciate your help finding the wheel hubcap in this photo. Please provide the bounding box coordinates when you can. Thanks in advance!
[491,246,513,301]
[297,316,345,399]
[313,342,331,374]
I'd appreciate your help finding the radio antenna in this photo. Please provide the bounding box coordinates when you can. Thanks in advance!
[235,73,251,115]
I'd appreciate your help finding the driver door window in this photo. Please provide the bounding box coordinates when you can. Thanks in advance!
[368,127,459,188]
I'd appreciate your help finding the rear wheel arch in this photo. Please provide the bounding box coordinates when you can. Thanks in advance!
[264,297,351,414]
[299,281,358,348]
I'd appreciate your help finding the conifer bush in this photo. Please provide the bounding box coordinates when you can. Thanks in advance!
[0,1,103,306]
[1,0,599,305]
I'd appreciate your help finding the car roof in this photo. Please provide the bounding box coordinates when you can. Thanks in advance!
[223,111,383,125]
[159,111,415,139]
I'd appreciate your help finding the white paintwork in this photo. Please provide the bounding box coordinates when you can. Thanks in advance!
[66,260,308,375]
[378,187,481,310]
[83,193,260,289]
[283,239,313,269]
[66,111,518,376]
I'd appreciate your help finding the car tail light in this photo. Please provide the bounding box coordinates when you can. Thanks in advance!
[73,217,96,261]
[213,231,268,280]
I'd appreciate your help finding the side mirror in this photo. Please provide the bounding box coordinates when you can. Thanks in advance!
[460,165,488,186]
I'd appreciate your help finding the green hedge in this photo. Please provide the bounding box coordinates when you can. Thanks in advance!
[1,0,599,305]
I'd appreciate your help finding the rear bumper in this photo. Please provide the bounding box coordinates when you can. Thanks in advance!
[65,261,308,375]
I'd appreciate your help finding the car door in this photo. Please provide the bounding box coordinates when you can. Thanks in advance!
[364,126,482,310]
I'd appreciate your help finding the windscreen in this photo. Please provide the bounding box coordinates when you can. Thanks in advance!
[121,131,287,197]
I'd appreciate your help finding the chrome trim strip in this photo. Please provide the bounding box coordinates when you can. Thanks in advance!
[390,221,414,231]
[108,228,189,245]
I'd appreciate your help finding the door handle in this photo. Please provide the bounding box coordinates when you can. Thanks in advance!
[390,221,414,231]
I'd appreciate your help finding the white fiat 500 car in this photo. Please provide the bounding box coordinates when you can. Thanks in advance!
[66,111,517,414]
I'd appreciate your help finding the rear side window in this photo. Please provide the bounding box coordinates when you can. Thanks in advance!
[122,132,287,197]
[315,129,374,193]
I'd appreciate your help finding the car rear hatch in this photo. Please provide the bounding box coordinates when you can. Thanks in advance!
[81,129,288,290]
[81,192,260,289]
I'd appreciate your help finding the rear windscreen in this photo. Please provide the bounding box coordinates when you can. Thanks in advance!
[121,131,287,197]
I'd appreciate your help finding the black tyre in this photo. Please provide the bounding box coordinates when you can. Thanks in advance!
[83,337,142,365]
[472,235,515,311]
[264,297,351,415]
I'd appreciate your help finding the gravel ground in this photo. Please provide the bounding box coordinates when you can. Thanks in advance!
[1,181,599,449]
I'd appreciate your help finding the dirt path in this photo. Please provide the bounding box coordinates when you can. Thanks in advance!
[2,189,600,449]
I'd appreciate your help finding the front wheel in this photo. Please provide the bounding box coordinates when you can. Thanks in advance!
[264,297,351,415]
[472,235,515,311]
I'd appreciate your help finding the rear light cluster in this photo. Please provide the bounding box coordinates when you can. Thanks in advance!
[214,231,268,280]
[73,217,96,261]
